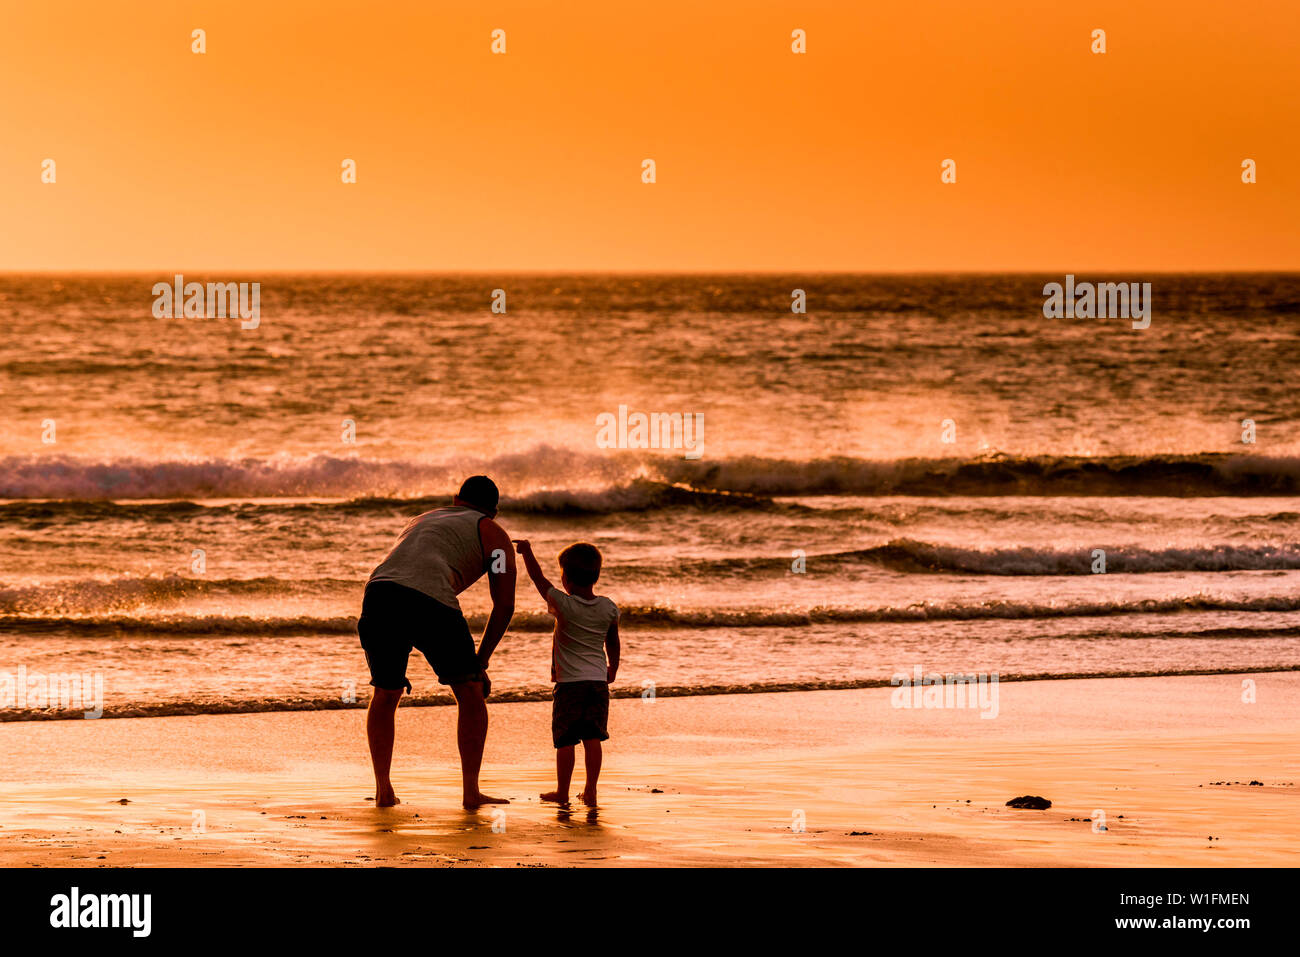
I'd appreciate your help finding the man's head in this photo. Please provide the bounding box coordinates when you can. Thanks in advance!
[558,542,602,589]
[454,475,500,517]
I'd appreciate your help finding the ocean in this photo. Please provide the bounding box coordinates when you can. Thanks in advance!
[2,273,1299,718]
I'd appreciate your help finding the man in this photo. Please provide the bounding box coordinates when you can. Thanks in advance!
[357,475,516,808]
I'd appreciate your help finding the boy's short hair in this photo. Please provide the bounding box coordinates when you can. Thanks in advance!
[457,475,499,515]
[558,542,602,587]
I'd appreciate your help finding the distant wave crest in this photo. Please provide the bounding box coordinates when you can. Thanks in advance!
[660,452,1300,497]
[0,575,352,615]
[845,539,1300,575]
[3,450,1299,502]
[8,593,1300,635]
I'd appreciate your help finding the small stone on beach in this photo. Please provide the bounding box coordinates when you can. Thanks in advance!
[1005,795,1052,810]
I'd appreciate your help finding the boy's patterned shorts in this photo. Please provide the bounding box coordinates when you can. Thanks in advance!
[551,680,610,747]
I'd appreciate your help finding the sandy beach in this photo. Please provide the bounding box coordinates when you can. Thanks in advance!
[1,672,1296,867]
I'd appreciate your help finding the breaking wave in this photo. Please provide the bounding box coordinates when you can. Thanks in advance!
[3,450,1299,502]
[7,593,1300,636]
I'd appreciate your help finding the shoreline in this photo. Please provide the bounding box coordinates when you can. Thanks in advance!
[3,666,1299,722]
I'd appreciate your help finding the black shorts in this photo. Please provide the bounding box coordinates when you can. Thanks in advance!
[357,580,481,692]
[552,680,610,748]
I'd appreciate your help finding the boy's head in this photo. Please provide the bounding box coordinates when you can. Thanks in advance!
[455,475,499,517]
[558,542,602,589]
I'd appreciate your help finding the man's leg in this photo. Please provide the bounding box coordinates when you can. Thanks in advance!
[366,687,404,807]
[542,746,575,803]
[579,739,601,805]
[451,679,509,808]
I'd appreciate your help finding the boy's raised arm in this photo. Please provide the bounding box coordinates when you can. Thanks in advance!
[512,539,554,601]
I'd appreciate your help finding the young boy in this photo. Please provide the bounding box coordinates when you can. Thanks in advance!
[513,539,620,806]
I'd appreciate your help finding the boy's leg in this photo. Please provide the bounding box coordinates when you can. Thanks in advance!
[451,679,509,809]
[542,746,575,802]
[579,739,602,805]
[366,687,404,807]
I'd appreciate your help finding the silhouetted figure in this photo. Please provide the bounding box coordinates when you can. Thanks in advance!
[358,476,516,808]
[514,539,620,807]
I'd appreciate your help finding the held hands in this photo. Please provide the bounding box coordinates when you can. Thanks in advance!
[511,539,532,554]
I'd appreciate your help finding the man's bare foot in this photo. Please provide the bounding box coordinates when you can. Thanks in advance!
[539,790,568,804]
[579,788,597,807]
[463,792,510,809]
[376,786,400,807]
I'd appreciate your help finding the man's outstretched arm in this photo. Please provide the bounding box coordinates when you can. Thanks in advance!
[477,518,516,672]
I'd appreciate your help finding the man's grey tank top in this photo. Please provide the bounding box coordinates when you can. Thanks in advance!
[368,506,487,609]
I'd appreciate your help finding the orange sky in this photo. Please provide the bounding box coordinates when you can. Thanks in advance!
[1,0,1296,271]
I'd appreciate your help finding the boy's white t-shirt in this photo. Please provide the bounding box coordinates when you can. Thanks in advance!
[547,586,619,683]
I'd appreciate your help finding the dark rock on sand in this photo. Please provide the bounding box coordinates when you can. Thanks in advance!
[1006,795,1052,809]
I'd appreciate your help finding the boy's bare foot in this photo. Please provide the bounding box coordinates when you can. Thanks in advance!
[463,792,510,809]
[376,787,400,807]
[579,788,597,807]
[539,790,568,804]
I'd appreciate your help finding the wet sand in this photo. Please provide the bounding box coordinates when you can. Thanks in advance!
[1,673,1296,867]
